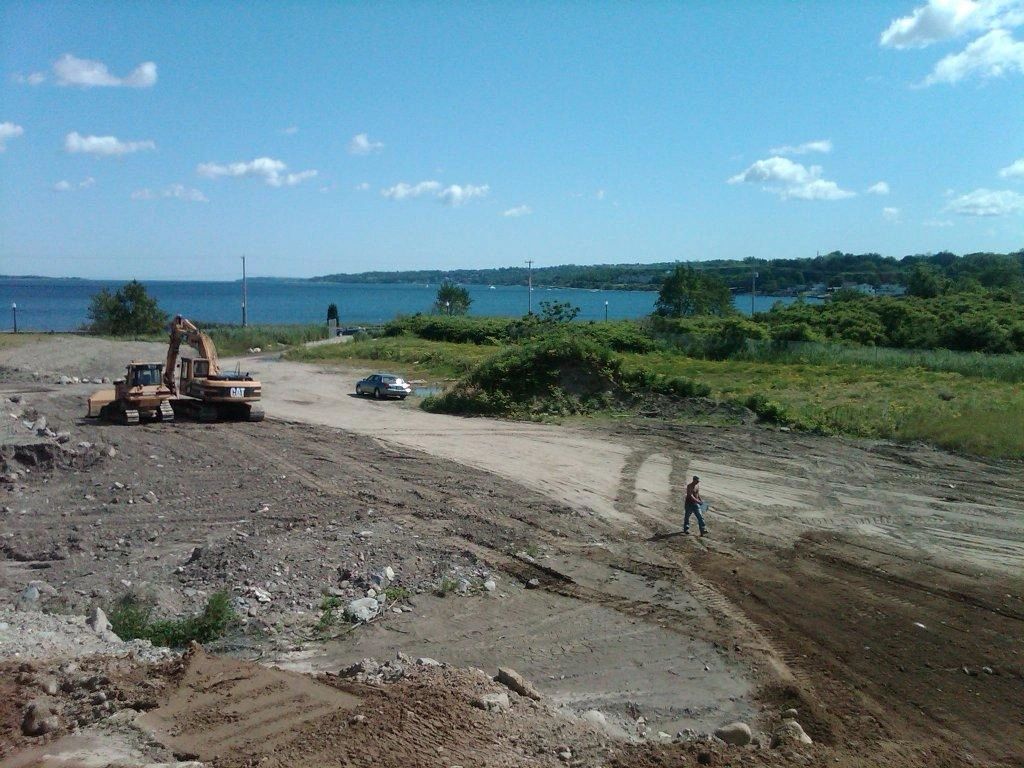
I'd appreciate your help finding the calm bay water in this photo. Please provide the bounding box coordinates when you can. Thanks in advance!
[1,278,812,332]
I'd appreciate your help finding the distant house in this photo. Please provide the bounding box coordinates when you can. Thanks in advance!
[876,283,906,297]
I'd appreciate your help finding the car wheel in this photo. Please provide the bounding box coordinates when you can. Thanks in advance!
[374,387,382,399]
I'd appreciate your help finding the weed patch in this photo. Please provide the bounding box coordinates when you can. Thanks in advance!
[108,591,236,648]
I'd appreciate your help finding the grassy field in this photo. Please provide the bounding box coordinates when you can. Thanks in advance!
[285,336,498,380]
[284,331,1023,458]
[624,351,1024,457]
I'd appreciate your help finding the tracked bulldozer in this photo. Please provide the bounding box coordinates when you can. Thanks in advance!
[164,316,264,422]
[87,362,176,425]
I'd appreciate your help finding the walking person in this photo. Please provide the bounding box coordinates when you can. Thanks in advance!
[684,475,708,536]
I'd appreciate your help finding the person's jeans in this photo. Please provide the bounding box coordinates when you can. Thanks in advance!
[684,502,707,534]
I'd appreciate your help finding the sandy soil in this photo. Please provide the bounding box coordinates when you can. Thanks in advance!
[2,336,1023,768]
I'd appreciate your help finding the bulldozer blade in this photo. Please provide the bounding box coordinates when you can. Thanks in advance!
[87,388,117,418]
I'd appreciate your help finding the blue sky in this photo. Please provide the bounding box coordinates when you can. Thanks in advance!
[1,0,1023,280]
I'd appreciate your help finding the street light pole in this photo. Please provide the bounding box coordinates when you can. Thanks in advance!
[525,259,534,314]
[445,300,451,316]
[11,303,17,333]
[751,271,758,315]
[241,255,248,327]
[604,300,609,322]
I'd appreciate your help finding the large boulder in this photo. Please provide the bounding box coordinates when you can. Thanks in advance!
[495,667,542,700]
[714,721,752,746]
[346,597,380,622]
[771,718,813,748]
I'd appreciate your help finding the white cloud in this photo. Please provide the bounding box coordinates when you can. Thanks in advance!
[867,181,891,195]
[883,206,902,222]
[282,126,299,135]
[348,133,384,155]
[727,156,854,200]
[503,205,532,217]
[924,218,955,226]
[53,177,95,192]
[945,187,1024,215]
[595,189,607,200]
[923,28,1024,83]
[197,157,317,187]
[879,0,1019,48]
[132,184,208,203]
[998,157,1024,177]
[768,139,833,155]
[53,53,157,88]
[11,71,46,85]
[381,180,489,206]
[439,184,489,206]
[381,180,442,200]
[355,182,370,191]
[0,121,24,151]
[65,132,155,157]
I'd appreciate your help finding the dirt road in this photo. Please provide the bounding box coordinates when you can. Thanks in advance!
[2,337,1023,767]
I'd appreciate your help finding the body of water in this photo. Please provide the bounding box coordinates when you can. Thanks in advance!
[1,278,816,332]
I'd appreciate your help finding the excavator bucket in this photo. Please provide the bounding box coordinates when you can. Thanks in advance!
[87,387,117,418]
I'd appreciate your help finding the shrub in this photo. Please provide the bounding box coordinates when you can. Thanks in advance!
[88,281,169,336]
[108,591,236,648]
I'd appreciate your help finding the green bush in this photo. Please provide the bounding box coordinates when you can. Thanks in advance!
[423,331,705,418]
[108,591,236,648]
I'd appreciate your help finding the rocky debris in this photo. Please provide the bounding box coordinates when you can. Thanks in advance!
[416,657,441,667]
[556,746,573,762]
[495,667,542,700]
[713,721,752,746]
[483,579,497,592]
[86,606,122,643]
[771,718,813,748]
[15,583,41,611]
[346,597,380,622]
[142,490,158,504]
[0,607,171,663]
[338,657,408,685]
[782,707,798,718]
[21,700,59,736]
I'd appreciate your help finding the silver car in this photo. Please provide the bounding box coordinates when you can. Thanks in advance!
[356,373,412,400]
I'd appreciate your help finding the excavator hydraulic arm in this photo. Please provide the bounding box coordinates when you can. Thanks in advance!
[164,315,221,391]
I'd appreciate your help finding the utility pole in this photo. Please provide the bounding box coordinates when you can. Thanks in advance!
[751,270,758,315]
[241,255,248,327]
[604,300,609,322]
[11,302,17,333]
[525,259,534,314]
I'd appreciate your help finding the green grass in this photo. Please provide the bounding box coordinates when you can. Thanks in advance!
[285,335,498,380]
[204,324,328,356]
[0,332,49,350]
[108,591,236,648]
[733,340,1024,383]
[623,350,1024,457]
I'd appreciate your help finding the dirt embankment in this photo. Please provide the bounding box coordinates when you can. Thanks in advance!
[2,336,1023,768]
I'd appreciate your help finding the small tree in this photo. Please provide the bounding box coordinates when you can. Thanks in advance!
[654,265,734,318]
[327,303,339,323]
[434,281,471,315]
[906,264,945,298]
[88,280,169,335]
[539,300,580,323]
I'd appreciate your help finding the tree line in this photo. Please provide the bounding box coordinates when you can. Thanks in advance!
[311,250,1023,293]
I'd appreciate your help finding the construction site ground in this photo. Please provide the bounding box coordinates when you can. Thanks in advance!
[1,336,1022,768]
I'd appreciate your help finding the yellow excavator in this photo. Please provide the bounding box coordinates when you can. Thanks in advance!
[164,316,264,422]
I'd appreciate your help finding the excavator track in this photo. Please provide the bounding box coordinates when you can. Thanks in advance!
[158,401,175,422]
[123,408,140,425]
[247,405,265,422]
